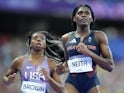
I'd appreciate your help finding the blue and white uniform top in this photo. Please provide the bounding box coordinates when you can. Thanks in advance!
[66,31,100,75]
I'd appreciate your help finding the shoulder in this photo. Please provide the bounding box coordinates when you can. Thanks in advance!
[94,30,108,42]
[13,55,26,63]
[47,58,58,71]
[94,30,107,39]
[12,55,27,70]
[94,30,106,35]
[47,58,57,67]
[61,31,74,43]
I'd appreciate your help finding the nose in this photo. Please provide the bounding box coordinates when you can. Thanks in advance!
[81,12,87,17]
[37,37,45,41]
[37,37,42,41]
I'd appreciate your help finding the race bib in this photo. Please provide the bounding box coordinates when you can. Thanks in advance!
[67,55,93,73]
[21,81,46,93]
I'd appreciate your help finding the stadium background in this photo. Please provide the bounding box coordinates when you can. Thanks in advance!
[0,0,124,93]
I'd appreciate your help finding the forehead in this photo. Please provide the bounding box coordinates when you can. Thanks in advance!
[77,6,91,12]
[32,32,45,37]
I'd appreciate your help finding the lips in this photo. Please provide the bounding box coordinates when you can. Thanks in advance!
[36,43,42,46]
[80,18,88,22]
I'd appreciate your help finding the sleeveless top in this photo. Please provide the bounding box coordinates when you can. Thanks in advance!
[66,31,100,76]
[19,56,50,93]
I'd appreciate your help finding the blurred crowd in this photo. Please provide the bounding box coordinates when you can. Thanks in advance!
[0,36,26,93]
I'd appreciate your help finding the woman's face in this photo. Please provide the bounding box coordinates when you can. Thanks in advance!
[73,6,93,27]
[30,32,46,51]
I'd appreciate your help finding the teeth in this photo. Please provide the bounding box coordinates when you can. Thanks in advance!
[36,43,41,46]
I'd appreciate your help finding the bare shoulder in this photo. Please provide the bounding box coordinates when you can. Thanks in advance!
[47,58,57,67]
[47,58,58,72]
[94,30,107,36]
[61,31,73,43]
[12,55,26,70]
[94,30,108,42]
[13,55,26,63]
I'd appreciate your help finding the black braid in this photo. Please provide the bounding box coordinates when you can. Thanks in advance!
[27,31,65,63]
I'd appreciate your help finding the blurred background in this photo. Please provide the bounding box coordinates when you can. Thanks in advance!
[0,0,124,93]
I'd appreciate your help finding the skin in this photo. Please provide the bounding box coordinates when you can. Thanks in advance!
[56,6,114,93]
[3,32,64,93]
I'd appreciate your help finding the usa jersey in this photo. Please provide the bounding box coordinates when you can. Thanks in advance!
[19,56,50,93]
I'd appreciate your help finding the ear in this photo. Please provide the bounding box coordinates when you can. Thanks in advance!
[73,16,76,22]
[90,17,93,23]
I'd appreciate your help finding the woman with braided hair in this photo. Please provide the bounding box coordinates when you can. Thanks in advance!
[3,31,65,93]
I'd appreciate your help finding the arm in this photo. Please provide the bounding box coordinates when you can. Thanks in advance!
[94,31,114,72]
[55,32,72,75]
[41,59,64,93]
[49,68,64,93]
[55,61,69,75]
[61,32,72,72]
[3,58,20,85]
[77,31,114,72]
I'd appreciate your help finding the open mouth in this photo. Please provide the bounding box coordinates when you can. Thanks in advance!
[36,43,42,46]
[80,18,88,22]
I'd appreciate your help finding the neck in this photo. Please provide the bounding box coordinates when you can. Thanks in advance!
[30,49,45,58]
[77,24,90,31]
[29,52,45,65]
[31,48,44,54]
[76,26,90,36]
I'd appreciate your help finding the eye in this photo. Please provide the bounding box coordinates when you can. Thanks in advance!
[32,36,38,40]
[78,11,83,15]
[77,11,90,16]
[85,11,90,15]
[32,36,45,40]
[40,37,46,40]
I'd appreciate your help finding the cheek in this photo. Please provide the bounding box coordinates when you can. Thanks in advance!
[30,41,35,47]
[73,16,79,22]
[44,44,46,48]
[89,16,93,22]
[73,17,76,22]
[43,42,46,48]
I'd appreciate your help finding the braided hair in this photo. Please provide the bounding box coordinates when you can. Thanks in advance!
[27,31,65,63]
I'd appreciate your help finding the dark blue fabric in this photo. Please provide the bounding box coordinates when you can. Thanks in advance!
[66,73,100,93]
[66,31,100,66]
[65,31,101,92]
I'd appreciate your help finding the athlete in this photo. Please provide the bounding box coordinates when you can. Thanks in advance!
[3,31,65,93]
[56,4,114,93]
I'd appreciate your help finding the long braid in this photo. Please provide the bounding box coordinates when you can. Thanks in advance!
[27,31,65,63]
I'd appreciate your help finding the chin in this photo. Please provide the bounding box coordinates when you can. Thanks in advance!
[80,24,88,27]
